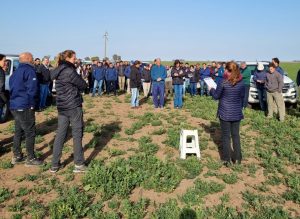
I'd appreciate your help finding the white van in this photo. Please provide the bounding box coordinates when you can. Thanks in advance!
[1,54,19,122]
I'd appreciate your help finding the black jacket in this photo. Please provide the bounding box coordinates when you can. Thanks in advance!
[37,64,51,84]
[171,67,184,85]
[130,66,141,88]
[187,70,199,83]
[297,69,300,86]
[51,61,87,111]
[0,67,7,107]
[141,69,151,82]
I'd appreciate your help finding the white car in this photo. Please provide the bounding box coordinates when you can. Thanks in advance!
[246,61,297,106]
[1,54,19,122]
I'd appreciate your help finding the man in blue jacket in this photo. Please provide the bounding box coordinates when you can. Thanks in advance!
[215,62,224,84]
[105,63,118,96]
[272,57,285,76]
[9,52,43,166]
[199,63,211,96]
[92,62,105,97]
[151,58,167,108]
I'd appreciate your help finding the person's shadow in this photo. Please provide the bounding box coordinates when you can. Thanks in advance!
[0,116,59,157]
[62,121,122,166]
[201,121,223,160]
[179,208,197,219]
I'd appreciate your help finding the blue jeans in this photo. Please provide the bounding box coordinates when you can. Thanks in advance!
[92,80,103,96]
[131,88,139,107]
[39,84,49,109]
[190,82,197,96]
[174,85,183,108]
[257,86,266,111]
[183,79,190,95]
[152,82,165,108]
[200,80,207,96]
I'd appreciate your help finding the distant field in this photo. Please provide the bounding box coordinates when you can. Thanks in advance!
[161,61,300,81]
[281,62,300,81]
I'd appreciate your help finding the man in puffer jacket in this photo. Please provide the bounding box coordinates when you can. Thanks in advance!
[50,50,88,173]
[105,63,118,96]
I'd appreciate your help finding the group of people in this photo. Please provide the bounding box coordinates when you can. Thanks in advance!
[0,50,297,171]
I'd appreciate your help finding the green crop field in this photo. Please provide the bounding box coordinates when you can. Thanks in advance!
[0,93,300,218]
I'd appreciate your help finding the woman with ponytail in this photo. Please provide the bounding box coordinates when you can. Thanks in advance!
[208,61,245,166]
[50,50,88,173]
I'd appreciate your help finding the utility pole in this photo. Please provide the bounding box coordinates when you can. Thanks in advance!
[103,31,108,59]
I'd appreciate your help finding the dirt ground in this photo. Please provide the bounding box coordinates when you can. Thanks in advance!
[0,93,299,218]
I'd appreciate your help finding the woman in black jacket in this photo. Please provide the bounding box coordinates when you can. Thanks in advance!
[0,54,7,122]
[50,50,88,173]
[171,60,184,108]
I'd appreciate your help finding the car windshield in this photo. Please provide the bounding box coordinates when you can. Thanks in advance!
[13,59,19,72]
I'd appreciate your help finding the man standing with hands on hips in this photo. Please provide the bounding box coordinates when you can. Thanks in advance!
[151,58,167,108]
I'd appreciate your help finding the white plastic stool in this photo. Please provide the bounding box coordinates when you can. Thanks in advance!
[180,129,201,159]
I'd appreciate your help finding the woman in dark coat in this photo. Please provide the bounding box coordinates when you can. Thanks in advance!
[0,54,7,121]
[209,61,245,166]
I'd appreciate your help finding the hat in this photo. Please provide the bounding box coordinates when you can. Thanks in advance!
[257,62,264,71]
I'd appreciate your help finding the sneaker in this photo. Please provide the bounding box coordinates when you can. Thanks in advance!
[223,161,231,167]
[25,158,43,167]
[11,155,26,165]
[73,164,87,173]
[50,162,64,173]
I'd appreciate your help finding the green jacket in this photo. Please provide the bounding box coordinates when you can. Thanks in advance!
[241,67,251,85]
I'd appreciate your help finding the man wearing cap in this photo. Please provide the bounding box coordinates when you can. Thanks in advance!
[265,63,285,121]
[253,63,267,111]
[240,62,252,108]
[151,58,167,108]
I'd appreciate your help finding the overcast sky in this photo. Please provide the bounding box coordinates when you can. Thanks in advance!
[1,0,299,61]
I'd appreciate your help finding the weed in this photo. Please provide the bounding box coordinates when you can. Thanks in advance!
[8,199,25,212]
[0,187,12,203]
[152,127,166,135]
[16,187,31,197]
[220,173,238,184]
[35,135,45,144]
[0,159,13,169]
[49,186,91,218]
[120,198,149,219]
[109,148,126,157]
[177,156,203,179]
[181,179,225,205]
[151,199,180,219]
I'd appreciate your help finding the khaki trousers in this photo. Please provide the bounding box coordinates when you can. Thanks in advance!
[143,82,151,97]
[266,91,285,121]
[118,76,125,91]
[126,79,131,94]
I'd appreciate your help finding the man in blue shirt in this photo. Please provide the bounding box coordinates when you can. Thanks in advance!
[150,58,167,108]
[9,52,43,166]
[272,57,285,76]
[199,63,211,96]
